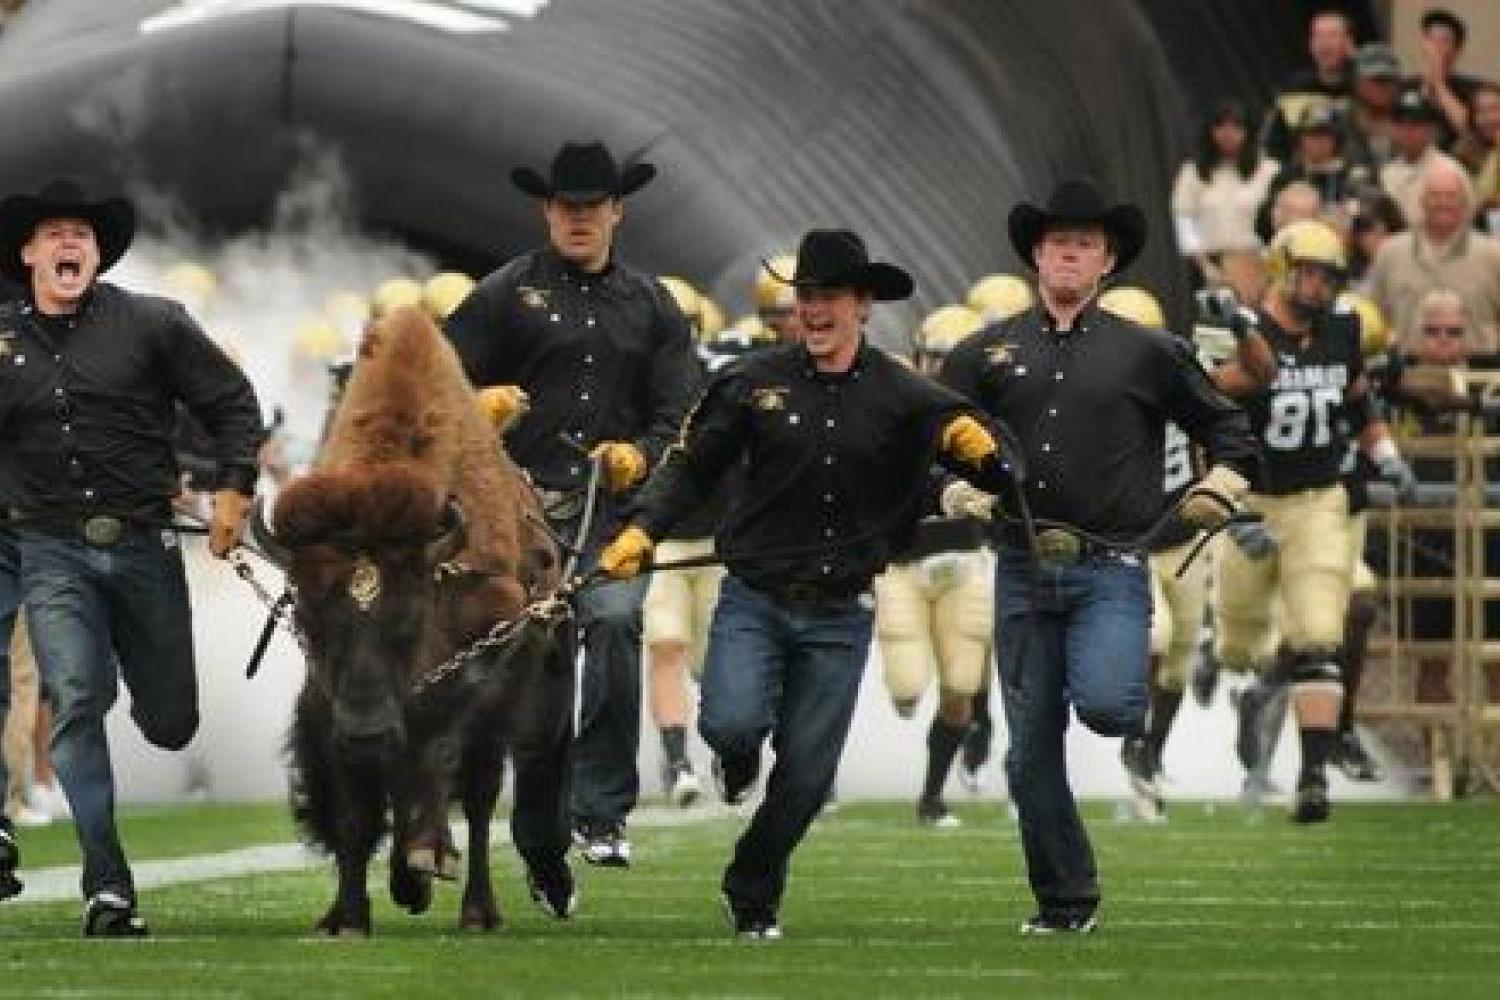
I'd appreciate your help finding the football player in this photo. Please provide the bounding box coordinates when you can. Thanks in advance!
[1211,220,1416,823]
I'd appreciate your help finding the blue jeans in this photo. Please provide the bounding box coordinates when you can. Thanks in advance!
[16,525,200,900]
[699,575,873,910]
[994,546,1150,918]
[565,506,650,827]
[0,532,19,821]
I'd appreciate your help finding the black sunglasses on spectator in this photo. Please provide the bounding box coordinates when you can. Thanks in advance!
[1422,325,1465,339]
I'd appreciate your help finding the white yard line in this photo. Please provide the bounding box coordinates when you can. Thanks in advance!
[5,804,730,905]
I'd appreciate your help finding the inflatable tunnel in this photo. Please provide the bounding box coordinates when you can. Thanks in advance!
[0,0,1375,325]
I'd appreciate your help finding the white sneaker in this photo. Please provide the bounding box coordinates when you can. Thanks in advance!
[669,767,701,809]
[31,780,70,820]
[10,804,51,828]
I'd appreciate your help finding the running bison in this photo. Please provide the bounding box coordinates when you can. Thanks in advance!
[253,305,575,935]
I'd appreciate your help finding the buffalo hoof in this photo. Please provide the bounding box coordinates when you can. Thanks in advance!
[315,903,372,938]
[460,899,502,932]
[390,865,433,915]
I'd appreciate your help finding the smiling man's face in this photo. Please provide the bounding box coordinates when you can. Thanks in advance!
[22,216,100,313]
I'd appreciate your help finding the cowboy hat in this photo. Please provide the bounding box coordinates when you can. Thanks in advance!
[511,141,655,202]
[0,179,135,284]
[762,229,914,301]
[1007,179,1146,275]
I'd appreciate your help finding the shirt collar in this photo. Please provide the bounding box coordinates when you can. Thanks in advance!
[538,246,630,295]
[1037,299,1101,336]
[799,337,871,381]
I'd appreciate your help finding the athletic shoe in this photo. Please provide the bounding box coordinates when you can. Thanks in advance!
[9,803,50,828]
[958,716,994,793]
[722,891,783,941]
[526,860,577,919]
[1292,771,1331,825]
[82,890,149,937]
[1331,730,1382,782]
[573,820,631,868]
[711,753,759,806]
[0,821,21,901]
[667,761,702,809]
[1019,911,1097,935]
[1239,769,1282,806]
[30,779,70,821]
[916,797,961,828]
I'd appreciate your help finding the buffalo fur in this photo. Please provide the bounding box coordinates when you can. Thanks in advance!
[273,306,566,935]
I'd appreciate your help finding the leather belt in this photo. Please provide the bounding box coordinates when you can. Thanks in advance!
[1003,525,1133,567]
[5,509,128,547]
[752,579,864,608]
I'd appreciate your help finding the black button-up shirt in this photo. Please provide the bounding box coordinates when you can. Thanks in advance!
[940,304,1257,544]
[0,284,263,519]
[445,247,698,491]
[630,341,1014,594]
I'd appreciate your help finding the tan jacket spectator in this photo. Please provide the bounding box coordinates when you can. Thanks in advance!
[1369,160,1500,353]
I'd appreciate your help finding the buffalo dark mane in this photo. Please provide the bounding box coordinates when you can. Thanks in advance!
[273,462,444,551]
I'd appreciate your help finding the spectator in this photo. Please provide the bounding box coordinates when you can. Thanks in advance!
[1411,7,1480,151]
[1380,88,1462,227]
[1257,105,1371,243]
[1412,288,1470,367]
[1461,83,1500,231]
[1347,43,1403,167]
[1349,193,1407,291]
[1171,98,1278,289]
[1261,8,1357,163]
[1369,159,1500,354]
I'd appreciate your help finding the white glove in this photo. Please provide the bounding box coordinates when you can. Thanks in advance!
[940,480,997,522]
[1180,465,1248,530]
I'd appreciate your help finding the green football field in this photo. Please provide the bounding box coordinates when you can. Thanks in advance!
[0,799,1496,999]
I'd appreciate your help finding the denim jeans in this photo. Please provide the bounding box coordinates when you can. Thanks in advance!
[699,574,874,910]
[16,525,199,900]
[994,546,1150,918]
[0,531,19,818]
[563,508,650,828]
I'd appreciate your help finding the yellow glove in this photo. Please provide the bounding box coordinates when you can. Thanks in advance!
[599,526,654,580]
[476,384,529,432]
[1180,464,1248,530]
[209,489,251,559]
[590,441,648,492]
[940,414,998,467]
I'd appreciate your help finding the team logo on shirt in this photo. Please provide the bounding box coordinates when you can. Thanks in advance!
[752,386,790,411]
[517,286,551,310]
[985,342,1016,368]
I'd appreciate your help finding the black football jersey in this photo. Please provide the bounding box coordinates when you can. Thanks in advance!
[1243,310,1364,496]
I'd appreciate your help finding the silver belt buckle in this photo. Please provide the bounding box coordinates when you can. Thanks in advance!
[81,515,124,547]
[1034,528,1082,567]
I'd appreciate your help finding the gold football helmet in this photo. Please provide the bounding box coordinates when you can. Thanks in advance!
[1098,286,1166,330]
[422,271,476,320]
[966,273,1034,321]
[371,277,424,318]
[915,304,984,356]
[755,254,797,314]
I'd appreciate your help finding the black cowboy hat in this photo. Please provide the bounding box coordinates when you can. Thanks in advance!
[762,229,914,301]
[1007,179,1146,275]
[511,141,656,202]
[0,178,136,284]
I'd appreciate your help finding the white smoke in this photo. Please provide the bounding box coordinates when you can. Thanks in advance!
[111,135,436,470]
